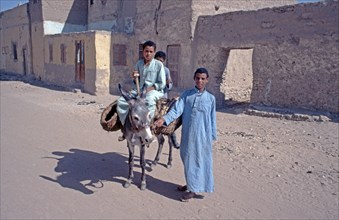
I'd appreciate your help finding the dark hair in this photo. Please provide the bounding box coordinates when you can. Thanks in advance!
[194,67,209,78]
[143,40,156,50]
[154,51,166,60]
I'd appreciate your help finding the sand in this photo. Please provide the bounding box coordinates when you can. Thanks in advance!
[1,74,338,219]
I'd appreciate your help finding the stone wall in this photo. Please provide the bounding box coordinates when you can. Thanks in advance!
[193,0,339,113]
[87,0,296,90]
[0,4,32,75]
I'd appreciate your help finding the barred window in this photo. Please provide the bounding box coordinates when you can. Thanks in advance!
[113,44,127,66]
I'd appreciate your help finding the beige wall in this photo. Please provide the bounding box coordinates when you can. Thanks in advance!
[2,0,337,114]
[193,0,339,113]
[87,0,296,91]
[0,4,32,75]
[93,31,111,94]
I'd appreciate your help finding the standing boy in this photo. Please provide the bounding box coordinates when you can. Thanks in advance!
[154,67,217,202]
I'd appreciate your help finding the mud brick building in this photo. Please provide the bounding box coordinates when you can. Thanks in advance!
[1,0,338,113]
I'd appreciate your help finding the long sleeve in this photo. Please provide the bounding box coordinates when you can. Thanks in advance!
[211,96,217,141]
[163,93,185,125]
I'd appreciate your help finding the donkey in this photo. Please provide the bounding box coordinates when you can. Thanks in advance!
[150,98,182,169]
[118,84,153,190]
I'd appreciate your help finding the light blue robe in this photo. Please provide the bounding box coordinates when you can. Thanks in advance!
[163,87,217,193]
[117,58,166,125]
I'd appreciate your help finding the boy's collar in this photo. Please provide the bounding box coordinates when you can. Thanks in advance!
[194,86,206,93]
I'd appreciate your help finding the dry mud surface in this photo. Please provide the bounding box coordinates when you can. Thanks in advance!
[1,74,338,219]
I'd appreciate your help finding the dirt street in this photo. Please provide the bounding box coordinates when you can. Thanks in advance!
[1,75,338,219]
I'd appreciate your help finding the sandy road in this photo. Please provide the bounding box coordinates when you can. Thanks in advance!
[1,77,338,219]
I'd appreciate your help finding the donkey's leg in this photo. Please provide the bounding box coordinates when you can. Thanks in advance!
[166,135,173,168]
[124,144,134,188]
[151,134,165,167]
[140,144,147,190]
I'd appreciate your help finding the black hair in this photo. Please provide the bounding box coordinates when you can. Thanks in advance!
[194,67,209,78]
[154,51,166,60]
[143,40,156,50]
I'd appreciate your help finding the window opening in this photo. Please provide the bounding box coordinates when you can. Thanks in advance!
[49,44,53,62]
[60,44,66,63]
[113,44,127,66]
[12,43,18,61]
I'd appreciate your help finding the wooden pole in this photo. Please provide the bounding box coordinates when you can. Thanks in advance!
[134,74,140,96]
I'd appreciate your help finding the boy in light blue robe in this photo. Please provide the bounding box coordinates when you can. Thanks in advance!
[117,41,166,130]
[154,67,217,202]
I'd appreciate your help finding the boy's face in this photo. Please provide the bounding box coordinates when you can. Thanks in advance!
[143,46,155,63]
[194,72,208,91]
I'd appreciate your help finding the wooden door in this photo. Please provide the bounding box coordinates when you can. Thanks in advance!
[166,45,181,87]
[75,40,85,83]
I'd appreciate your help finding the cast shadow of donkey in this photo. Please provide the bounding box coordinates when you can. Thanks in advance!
[40,148,181,200]
[40,148,127,195]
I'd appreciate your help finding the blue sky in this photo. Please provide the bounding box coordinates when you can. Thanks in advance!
[0,0,323,12]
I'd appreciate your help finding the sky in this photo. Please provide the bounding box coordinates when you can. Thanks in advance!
[0,0,323,12]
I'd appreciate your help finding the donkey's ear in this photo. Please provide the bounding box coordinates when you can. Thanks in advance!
[140,84,147,98]
[119,84,131,101]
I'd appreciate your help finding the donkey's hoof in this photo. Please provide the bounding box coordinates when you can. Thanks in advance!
[166,164,172,169]
[124,180,131,188]
[140,182,147,191]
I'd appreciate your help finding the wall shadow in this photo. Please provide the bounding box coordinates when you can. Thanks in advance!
[40,148,181,200]
[0,72,73,92]
[218,102,339,123]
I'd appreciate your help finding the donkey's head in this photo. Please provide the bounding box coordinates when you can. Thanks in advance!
[119,84,154,144]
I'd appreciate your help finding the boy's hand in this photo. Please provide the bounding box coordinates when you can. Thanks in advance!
[131,71,139,78]
[154,118,165,127]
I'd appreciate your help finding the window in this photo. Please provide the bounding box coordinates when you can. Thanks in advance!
[60,44,66,63]
[138,44,143,60]
[49,44,53,62]
[113,44,127,66]
[90,0,94,5]
[33,0,38,4]
[12,43,18,61]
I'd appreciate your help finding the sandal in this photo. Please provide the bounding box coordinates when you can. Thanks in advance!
[180,192,196,202]
[176,185,187,192]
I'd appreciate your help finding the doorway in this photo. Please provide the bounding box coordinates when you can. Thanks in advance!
[221,48,254,104]
[75,40,85,83]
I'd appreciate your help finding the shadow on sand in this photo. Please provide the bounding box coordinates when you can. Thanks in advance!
[40,148,181,200]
